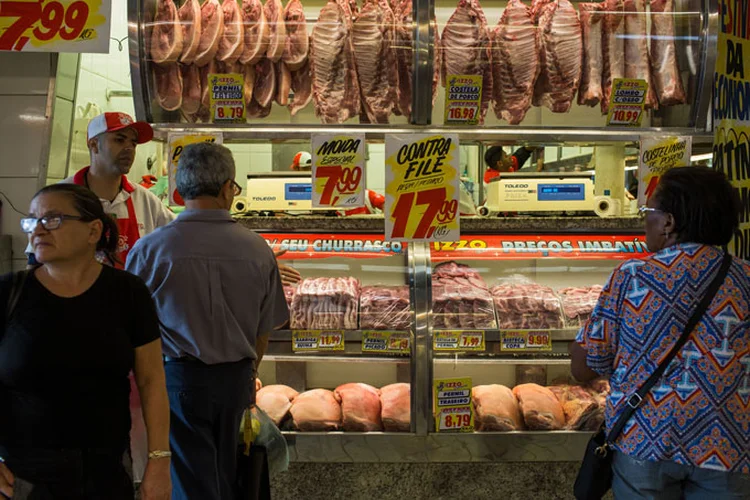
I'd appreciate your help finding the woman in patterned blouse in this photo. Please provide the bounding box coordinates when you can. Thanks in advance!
[572,166,750,498]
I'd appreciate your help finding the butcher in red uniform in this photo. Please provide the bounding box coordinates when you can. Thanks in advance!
[483,146,542,184]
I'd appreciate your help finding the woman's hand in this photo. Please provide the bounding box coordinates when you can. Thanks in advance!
[139,458,171,500]
[0,462,14,499]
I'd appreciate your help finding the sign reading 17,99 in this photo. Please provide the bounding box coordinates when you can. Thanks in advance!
[384,134,461,242]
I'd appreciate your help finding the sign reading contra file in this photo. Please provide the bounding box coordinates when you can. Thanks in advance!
[713,0,750,258]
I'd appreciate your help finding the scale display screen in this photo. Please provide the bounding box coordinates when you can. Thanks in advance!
[537,183,585,201]
[285,183,312,201]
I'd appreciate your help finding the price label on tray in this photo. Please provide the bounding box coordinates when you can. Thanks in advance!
[500,331,553,352]
[443,74,483,126]
[311,134,366,208]
[434,377,474,432]
[0,0,111,53]
[607,78,647,127]
[292,330,345,352]
[433,331,485,352]
[361,331,410,355]
[209,73,246,123]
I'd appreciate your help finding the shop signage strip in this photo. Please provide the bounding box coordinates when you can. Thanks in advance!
[311,134,366,208]
[260,233,407,260]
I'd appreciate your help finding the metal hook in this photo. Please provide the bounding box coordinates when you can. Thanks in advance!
[110,36,128,52]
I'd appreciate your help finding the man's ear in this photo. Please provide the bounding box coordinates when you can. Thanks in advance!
[88,137,99,154]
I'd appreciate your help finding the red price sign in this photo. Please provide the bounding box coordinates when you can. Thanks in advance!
[215,106,244,120]
[526,332,551,349]
[318,333,343,349]
[312,134,366,208]
[443,413,471,429]
[0,0,109,53]
[607,78,647,127]
[391,188,458,239]
[459,331,484,351]
[447,105,477,121]
[608,106,642,126]
[316,165,363,206]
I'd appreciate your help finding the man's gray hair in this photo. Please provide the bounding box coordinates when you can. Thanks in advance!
[176,142,236,200]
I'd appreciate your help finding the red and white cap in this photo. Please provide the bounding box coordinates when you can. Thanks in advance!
[87,112,154,144]
[291,151,312,170]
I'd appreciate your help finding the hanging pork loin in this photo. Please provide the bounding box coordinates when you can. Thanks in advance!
[240,0,270,65]
[178,0,201,64]
[265,0,287,62]
[289,55,313,116]
[151,0,183,64]
[154,62,183,111]
[276,61,292,106]
[217,0,245,63]
[194,0,225,67]
[253,57,277,108]
[282,0,310,70]
[180,63,202,115]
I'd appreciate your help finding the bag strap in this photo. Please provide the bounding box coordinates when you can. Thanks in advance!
[5,270,30,320]
[605,250,732,446]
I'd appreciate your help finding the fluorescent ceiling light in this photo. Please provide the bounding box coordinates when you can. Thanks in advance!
[690,153,713,161]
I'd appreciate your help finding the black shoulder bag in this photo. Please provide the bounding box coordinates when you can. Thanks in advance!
[574,251,732,500]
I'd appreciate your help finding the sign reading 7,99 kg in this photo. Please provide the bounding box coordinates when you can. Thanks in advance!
[384,134,461,242]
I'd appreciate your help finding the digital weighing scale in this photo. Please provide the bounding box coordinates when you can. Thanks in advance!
[245,172,332,212]
[478,172,599,217]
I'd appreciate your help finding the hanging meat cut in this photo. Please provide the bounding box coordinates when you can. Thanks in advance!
[240,0,270,64]
[289,55,313,115]
[624,0,657,108]
[180,64,201,115]
[530,0,553,23]
[335,383,383,431]
[393,0,413,116]
[441,0,493,123]
[178,0,201,64]
[194,0,225,67]
[256,385,299,426]
[558,285,602,327]
[577,3,604,107]
[290,277,360,329]
[242,63,255,106]
[154,62,183,111]
[310,0,361,124]
[512,383,565,430]
[490,0,540,125]
[283,0,310,71]
[290,389,342,431]
[533,0,583,113]
[650,0,686,106]
[275,61,292,106]
[265,0,287,62]
[352,0,398,124]
[359,286,411,330]
[199,59,219,111]
[601,0,625,113]
[432,262,496,329]
[491,279,564,329]
[217,0,244,62]
[253,58,276,108]
[151,0,183,64]
[473,385,524,431]
[380,383,410,432]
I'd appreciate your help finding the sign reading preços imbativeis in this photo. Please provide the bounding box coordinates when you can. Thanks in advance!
[713,0,750,259]
[385,134,460,242]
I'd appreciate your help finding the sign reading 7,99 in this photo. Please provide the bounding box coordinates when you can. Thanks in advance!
[312,134,366,208]
[384,134,461,242]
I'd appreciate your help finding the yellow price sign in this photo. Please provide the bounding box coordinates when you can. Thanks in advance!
[434,377,474,433]
[292,330,345,352]
[607,78,648,127]
[209,73,245,123]
[0,0,111,53]
[500,331,553,352]
[311,134,366,208]
[433,331,485,352]
[444,74,483,126]
[362,331,410,355]
[167,133,222,206]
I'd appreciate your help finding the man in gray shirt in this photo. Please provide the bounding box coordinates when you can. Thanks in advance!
[126,143,288,500]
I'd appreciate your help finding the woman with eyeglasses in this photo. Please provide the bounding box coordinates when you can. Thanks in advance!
[570,166,750,498]
[0,184,171,499]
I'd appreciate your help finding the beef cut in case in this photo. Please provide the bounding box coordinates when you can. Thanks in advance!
[380,383,410,432]
[491,280,564,329]
[359,286,411,330]
[256,384,299,426]
[473,384,524,431]
[335,383,383,431]
[513,383,565,430]
[290,277,360,329]
[432,262,496,329]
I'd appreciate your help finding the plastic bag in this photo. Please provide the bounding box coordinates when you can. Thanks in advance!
[359,285,411,330]
[490,277,564,330]
[432,262,496,329]
[558,285,603,327]
[289,277,360,329]
[242,407,289,477]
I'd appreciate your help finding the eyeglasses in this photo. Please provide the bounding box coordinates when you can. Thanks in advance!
[20,214,85,233]
[229,179,242,196]
[637,206,666,219]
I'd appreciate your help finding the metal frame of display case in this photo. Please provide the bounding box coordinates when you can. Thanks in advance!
[127,0,719,137]
[246,218,642,462]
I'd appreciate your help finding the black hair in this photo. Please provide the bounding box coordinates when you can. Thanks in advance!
[484,146,506,168]
[654,166,741,246]
[32,183,120,265]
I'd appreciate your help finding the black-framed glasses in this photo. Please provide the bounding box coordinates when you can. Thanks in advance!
[637,206,666,219]
[20,214,85,233]
[229,179,242,196]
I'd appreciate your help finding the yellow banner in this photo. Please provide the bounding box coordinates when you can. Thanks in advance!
[292,330,345,352]
[0,0,110,53]
[444,74,483,126]
[167,133,223,206]
[209,73,246,123]
[713,0,750,259]
[606,78,648,127]
[434,377,474,432]
[637,136,692,204]
[384,134,461,241]
[311,134,366,208]
[361,331,410,355]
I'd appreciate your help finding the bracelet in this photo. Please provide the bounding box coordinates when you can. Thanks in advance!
[148,450,172,460]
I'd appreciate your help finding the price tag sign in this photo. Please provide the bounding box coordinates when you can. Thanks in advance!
[0,0,111,53]
[637,136,691,204]
[434,331,485,352]
[209,73,245,123]
[607,78,647,127]
[361,331,410,355]
[443,74,483,126]
[292,330,345,352]
[434,377,474,433]
[167,133,223,206]
[311,134,366,208]
[384,134,461,242]
[500,331,553,352]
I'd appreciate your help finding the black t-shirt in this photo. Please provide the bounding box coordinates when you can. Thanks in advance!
[0,266,160,451]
